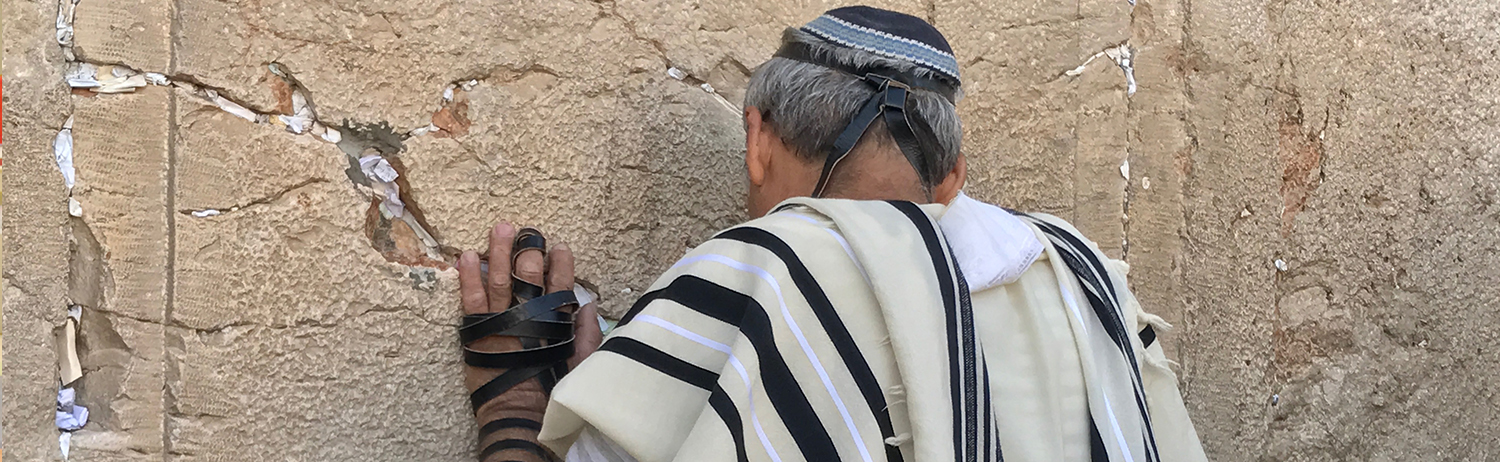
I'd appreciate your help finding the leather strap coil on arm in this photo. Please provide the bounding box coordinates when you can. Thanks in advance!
[460,229,576,462]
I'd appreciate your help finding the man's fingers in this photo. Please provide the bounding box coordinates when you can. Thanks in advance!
[545,243,575,294]
[512,235,547,297]
[486,222,516,312]
[458,251,488,315]
[569,301,603,370]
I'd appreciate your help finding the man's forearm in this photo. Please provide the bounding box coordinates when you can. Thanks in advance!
[473,384,553,462]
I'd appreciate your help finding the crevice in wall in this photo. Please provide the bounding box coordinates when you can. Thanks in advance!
[68,217,112,311]
[74,310,134,431]
[598,0,671,68]
[58,56,474,268]
[589,0,741,114]
[1172,0,1205,404]
[179,178,330,217]
[363,155,455,268]
[1061,42,1137,96]
[63,214,137,436]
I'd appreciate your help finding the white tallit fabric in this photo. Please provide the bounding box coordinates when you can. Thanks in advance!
[540,197,1206,462]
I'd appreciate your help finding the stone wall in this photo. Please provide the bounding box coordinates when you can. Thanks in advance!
[4,0,1497,460]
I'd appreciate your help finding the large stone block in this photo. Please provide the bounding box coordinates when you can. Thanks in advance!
[71,0,173,71]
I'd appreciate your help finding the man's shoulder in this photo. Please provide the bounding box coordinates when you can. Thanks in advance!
[1006,209,1133,279]
[1010,211,1078,235]
[707,206,837,245]
[663,210,831,269]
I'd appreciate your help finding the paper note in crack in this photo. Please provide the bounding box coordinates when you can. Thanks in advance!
[360,155,400,183]
[55,388,89,431]
[1105,45,1137,96]
[359,154,406,217]
[58,306,83,384]
[54,116,76,189]
[65,63,99,88]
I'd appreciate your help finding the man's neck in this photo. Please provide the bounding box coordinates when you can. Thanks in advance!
[823,184,930,203]
[819,153,932,203]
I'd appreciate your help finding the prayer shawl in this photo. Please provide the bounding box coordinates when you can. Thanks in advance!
[539,196,1206,462]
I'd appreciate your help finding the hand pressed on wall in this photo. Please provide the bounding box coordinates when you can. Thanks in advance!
[456,222,604,461]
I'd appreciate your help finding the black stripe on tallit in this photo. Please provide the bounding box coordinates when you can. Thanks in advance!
[599,337,718,390]
[1046,235,1160,462]
[618,276,742,328]
[1027,218,1121,305]
[591,334,744,459]
[716,226,904,462]
[709,386,751,462]
[599,336,747,462]
[1089,417,1110,462]
[889,200,977,462]
[620,273,841,461]
[1027,222,1129,352]
[1019,215,1161,462]
[618,287,664,327]
[980,353,1002,462]
[954,254,1001,462]
[1016,218,1135,371]
[1041,229,1162,462]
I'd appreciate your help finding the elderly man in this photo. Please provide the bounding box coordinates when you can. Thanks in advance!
[455,6,1207,462]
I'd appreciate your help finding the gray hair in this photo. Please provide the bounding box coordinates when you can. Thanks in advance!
[744,28,964,189]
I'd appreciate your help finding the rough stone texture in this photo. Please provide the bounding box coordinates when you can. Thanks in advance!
[4,0,82,460]
[5,0,1499,460]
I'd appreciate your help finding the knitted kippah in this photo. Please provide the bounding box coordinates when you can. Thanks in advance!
[799,6,961,84]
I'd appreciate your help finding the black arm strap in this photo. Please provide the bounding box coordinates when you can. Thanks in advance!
[460,291,579,344]
[462,289,579,413]
[480,437,557,462]
[479,417,543,440]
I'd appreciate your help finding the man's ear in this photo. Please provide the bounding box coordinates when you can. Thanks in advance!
[744,106,772,187]
[932,154,967,204]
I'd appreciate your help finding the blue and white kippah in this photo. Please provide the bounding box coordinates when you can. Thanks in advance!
[800,6,961,84]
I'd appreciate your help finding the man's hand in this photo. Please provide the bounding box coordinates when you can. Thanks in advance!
[456,222,604,461]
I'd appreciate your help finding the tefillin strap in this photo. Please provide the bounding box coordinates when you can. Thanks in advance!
[773,42,953,198]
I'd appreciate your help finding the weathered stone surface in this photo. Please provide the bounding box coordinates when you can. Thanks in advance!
[70,0,172,71]
[4,0,88,459]
[70,87,172,324]
[165,313,470,461]
[401,73,747,316]
[4,0,1499,459]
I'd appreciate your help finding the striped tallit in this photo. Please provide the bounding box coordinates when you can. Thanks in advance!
[539,197,1205,462]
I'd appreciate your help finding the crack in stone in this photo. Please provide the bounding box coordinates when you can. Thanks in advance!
[58,57,463,267]
[600,0,672,67]
[179,178,330,217]
[1059,41,1137,96]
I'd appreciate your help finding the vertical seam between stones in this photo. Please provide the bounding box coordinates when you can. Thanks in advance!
[1177,0,1200,405]
[164,0,182,457]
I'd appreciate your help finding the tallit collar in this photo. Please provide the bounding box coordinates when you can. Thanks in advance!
[934,192,1044,292]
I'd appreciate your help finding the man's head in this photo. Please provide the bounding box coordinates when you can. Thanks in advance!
[742,7,967,217]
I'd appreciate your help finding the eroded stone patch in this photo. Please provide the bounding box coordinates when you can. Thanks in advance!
[1277,99,1328,237]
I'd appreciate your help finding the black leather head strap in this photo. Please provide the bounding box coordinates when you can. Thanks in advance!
[775,41,953,198]
[807,74,947,198]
